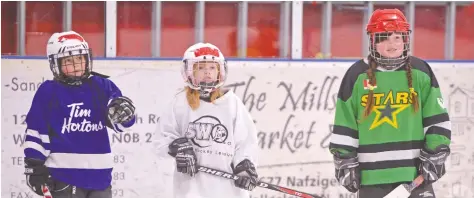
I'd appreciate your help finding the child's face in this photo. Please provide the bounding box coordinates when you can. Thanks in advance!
[60,55,86,77]
[375,33,405,58]
[193,61,219,84]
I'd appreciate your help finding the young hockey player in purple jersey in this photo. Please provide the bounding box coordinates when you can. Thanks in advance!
[22,31,136,198]
[155,43,259,198]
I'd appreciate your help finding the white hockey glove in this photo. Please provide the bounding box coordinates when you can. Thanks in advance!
[168,138,198,177]
[233,159,259,191]
[418,144,450,184]
[107,96,135,125]
[333,151,360,193]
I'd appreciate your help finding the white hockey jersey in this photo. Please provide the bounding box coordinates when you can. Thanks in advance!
[154,89,259,198]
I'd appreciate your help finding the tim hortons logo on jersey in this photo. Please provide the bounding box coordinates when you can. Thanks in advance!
[360,89,418,130]
[185,115,229,148]
[61,102,104,134]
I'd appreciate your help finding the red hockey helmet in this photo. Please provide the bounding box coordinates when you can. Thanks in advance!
[366,9,410,33]
[366,9,411,69]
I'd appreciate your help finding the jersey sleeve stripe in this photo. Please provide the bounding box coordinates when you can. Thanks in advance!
[357,140,423,153]
[40,134,50,143]
[330,133,359,148]
[26,128,40,137]
[22,141,50,157]
[26,129,50,143]
[25,136,51,150]
[45,153,113,169]
[360,159,417,170]
[425,126,451,140]
[25,135,43,145]
[358,149,420,163]
[423,120,451,133]
[329,143,357,151]
[422,113,450,128]
[332,125,358,139]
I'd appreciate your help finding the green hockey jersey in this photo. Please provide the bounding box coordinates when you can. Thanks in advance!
[329,56,451,186]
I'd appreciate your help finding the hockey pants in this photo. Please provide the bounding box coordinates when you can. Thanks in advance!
[358,183,435,198]
[49,180,112,198]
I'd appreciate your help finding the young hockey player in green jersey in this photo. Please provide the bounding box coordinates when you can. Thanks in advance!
[329,9,451,198]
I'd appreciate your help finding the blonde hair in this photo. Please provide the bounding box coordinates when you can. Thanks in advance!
[185,87,223,110]
[185,61,225,110]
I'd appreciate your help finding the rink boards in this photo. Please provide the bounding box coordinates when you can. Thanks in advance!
[1,58,474,198]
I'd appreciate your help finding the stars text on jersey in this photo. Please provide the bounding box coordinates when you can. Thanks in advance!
[360,90,416,130]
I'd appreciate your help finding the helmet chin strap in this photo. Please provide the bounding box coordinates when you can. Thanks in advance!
[377,64,404,71]
[377,58,406,70]
[198,81,219,98]
[56,72,90,85]
[373,52,408,70]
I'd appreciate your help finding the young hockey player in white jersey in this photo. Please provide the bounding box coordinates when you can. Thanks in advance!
[22,31,136,198]
[155,42,259,198]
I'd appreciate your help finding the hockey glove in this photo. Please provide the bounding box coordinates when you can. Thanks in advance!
[333,151,360,193]
[107,96,135,125]
[233,159,259,191]
[169,138,198,177]
[418,144,450,184]
[24,158,54,196]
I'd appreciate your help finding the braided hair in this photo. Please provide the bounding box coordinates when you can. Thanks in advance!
[363,56,419,118]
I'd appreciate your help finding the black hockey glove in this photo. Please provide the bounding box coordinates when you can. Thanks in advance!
[333,151,360,193]
[107,96,135,125]
[233,159,259,191]
[418,144,450,184]
[24,158,54,196]
[169,138,198,177]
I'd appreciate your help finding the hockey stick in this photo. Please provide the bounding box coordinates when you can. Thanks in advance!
[383,175,424,198]
[198,166,323,198]
[42,185,53,198]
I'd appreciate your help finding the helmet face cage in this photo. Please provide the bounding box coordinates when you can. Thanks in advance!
[368,31,411,69]
[49,48,93,85]
[182,58,228,93]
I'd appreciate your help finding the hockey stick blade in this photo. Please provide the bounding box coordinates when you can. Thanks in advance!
[383,175,424,198]
[197,166,323,198]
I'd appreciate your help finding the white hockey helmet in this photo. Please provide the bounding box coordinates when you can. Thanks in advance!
[181,42,228,93]
[46,31,92,84]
